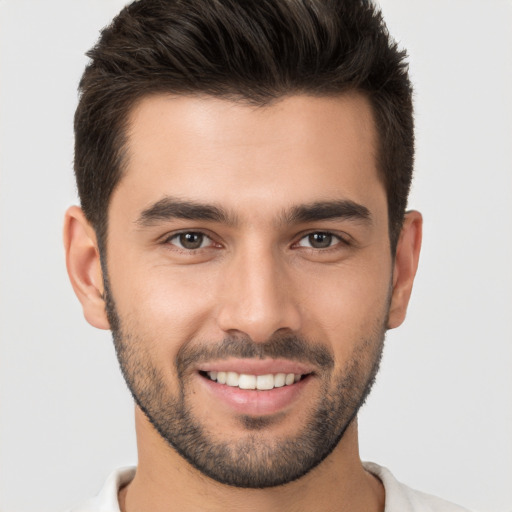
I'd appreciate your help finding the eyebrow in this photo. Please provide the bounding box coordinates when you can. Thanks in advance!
[136,196,371,227]
[282,200,372,226]
[136,197,237,226]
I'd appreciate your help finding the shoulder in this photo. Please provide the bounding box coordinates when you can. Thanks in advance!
[66,467,136,512]
[363,462,475,512]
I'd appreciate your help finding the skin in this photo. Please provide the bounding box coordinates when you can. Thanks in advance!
[64,93,422,512]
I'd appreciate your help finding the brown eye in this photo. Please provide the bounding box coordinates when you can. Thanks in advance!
[297,232,342,249]
[308,233,332,248]
[169,232,209,250]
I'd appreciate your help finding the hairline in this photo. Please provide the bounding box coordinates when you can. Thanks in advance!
[95,88,398,260]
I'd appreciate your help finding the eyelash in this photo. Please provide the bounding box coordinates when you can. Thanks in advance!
[293,231,350,250]
[162,230,351,252]
[163,231,218,251]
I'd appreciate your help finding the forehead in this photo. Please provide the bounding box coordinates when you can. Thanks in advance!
[113,93,384,224]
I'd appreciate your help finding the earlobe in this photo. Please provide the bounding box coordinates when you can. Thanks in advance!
[63,206,110,330]
[387,210,423,329]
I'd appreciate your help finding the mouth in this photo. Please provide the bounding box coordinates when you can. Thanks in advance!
[195,360,315,417]
[200,370,307,390]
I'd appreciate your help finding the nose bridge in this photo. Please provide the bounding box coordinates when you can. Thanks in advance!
[216,238,301,342]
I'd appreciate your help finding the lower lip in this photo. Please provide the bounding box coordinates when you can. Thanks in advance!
[199,374,312,416]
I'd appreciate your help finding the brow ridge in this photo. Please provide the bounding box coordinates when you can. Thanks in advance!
[136,197,236,226]
[136,197,371,228]
[282,200,372,225]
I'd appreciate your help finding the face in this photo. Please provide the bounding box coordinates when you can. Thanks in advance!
[104,93,393,487]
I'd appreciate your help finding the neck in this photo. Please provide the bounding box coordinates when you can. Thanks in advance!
[119,408,384,512]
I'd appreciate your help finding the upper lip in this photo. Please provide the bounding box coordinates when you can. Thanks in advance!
[197,358,315,376]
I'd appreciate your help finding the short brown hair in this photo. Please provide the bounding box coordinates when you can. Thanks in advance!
[74,0,413,253]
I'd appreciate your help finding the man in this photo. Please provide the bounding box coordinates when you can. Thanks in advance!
[63,1,470,511]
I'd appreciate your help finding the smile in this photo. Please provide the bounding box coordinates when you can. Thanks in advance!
[197,362,314,416]
[204,371,303,390]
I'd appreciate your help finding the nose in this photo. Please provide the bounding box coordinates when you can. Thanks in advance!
[216,243,302,343]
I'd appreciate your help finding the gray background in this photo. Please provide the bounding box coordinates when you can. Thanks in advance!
[1,1,511,511]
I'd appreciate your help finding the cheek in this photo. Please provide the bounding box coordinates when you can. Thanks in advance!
[299,259,391,352]
[108,260,220,355]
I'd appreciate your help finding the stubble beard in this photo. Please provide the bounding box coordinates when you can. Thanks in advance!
[104,277,387,489]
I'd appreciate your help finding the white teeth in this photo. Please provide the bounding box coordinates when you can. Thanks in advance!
[256,374,274,390]
[238,374,256,390]
[206,371,303,390]
[285,373,295,385]
[274,373,286,388]
[226,371,239,386]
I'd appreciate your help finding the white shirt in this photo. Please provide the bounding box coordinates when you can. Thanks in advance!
[68,462,473,512]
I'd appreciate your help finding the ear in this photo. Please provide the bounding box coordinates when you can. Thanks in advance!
[387,210,423,329]
[63,206,110,330]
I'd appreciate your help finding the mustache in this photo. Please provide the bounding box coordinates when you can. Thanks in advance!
[176,333,335,376]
